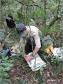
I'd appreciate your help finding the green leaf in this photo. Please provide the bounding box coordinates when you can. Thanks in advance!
[17,79,28,84]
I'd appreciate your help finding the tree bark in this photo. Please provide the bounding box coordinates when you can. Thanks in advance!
[43,0,46,28]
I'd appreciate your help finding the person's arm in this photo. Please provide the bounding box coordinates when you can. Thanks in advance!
[24,35,41,61]
[33,47,40,55]
[33,35,41,55]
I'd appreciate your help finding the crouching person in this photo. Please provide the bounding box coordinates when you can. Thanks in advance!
[5,16,42,61]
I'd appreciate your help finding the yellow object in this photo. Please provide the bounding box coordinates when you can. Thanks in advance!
[45,45,54,54]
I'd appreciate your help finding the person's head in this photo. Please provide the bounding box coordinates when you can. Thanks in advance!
[6,15,15,28]
[16,23,26,38]
[6,16,26,38]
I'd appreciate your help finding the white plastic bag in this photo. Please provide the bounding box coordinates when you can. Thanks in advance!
[53,47,63,61]
[26,53,46,71]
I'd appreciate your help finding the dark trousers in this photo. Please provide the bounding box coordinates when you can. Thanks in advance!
[25,37,35,54]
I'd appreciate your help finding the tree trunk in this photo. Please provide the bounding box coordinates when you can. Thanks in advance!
[43,0,46,28]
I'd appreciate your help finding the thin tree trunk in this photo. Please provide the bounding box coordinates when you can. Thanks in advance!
[43,0,46,28]
[57,0,61,29]
[48,0,61,29]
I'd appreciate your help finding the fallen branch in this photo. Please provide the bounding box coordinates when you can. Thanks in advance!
[16,0,41,8]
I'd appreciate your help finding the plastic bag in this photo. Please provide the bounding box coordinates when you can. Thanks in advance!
[25,52,46,71]
[53,47,63,61]
[42,35,53,48]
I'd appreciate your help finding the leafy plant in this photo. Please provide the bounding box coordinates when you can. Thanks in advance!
[17,79,28,84]
[0,56,13,78]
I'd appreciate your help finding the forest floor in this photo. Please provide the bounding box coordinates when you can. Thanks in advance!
[9,56,63,84]
[0,28,63,84]
[9,31,63,84]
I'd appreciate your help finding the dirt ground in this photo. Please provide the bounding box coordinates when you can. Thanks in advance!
[9,58,63,84]
[8,31,63,84]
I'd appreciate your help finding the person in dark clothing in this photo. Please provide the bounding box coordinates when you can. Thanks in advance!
[6,15,15,28]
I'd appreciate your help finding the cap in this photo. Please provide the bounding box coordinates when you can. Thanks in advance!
[16,23,26,31]
[16,23,26,38]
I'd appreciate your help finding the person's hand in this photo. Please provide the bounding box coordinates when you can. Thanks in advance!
[24,55,33,61]
[11,46,17,53]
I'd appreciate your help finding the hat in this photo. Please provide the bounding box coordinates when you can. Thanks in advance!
[16,23,26,38]
[16,23,26,31]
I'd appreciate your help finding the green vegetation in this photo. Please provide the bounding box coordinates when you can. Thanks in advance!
[0,0,63,84]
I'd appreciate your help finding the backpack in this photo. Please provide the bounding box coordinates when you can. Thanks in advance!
[41,35,54,48]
